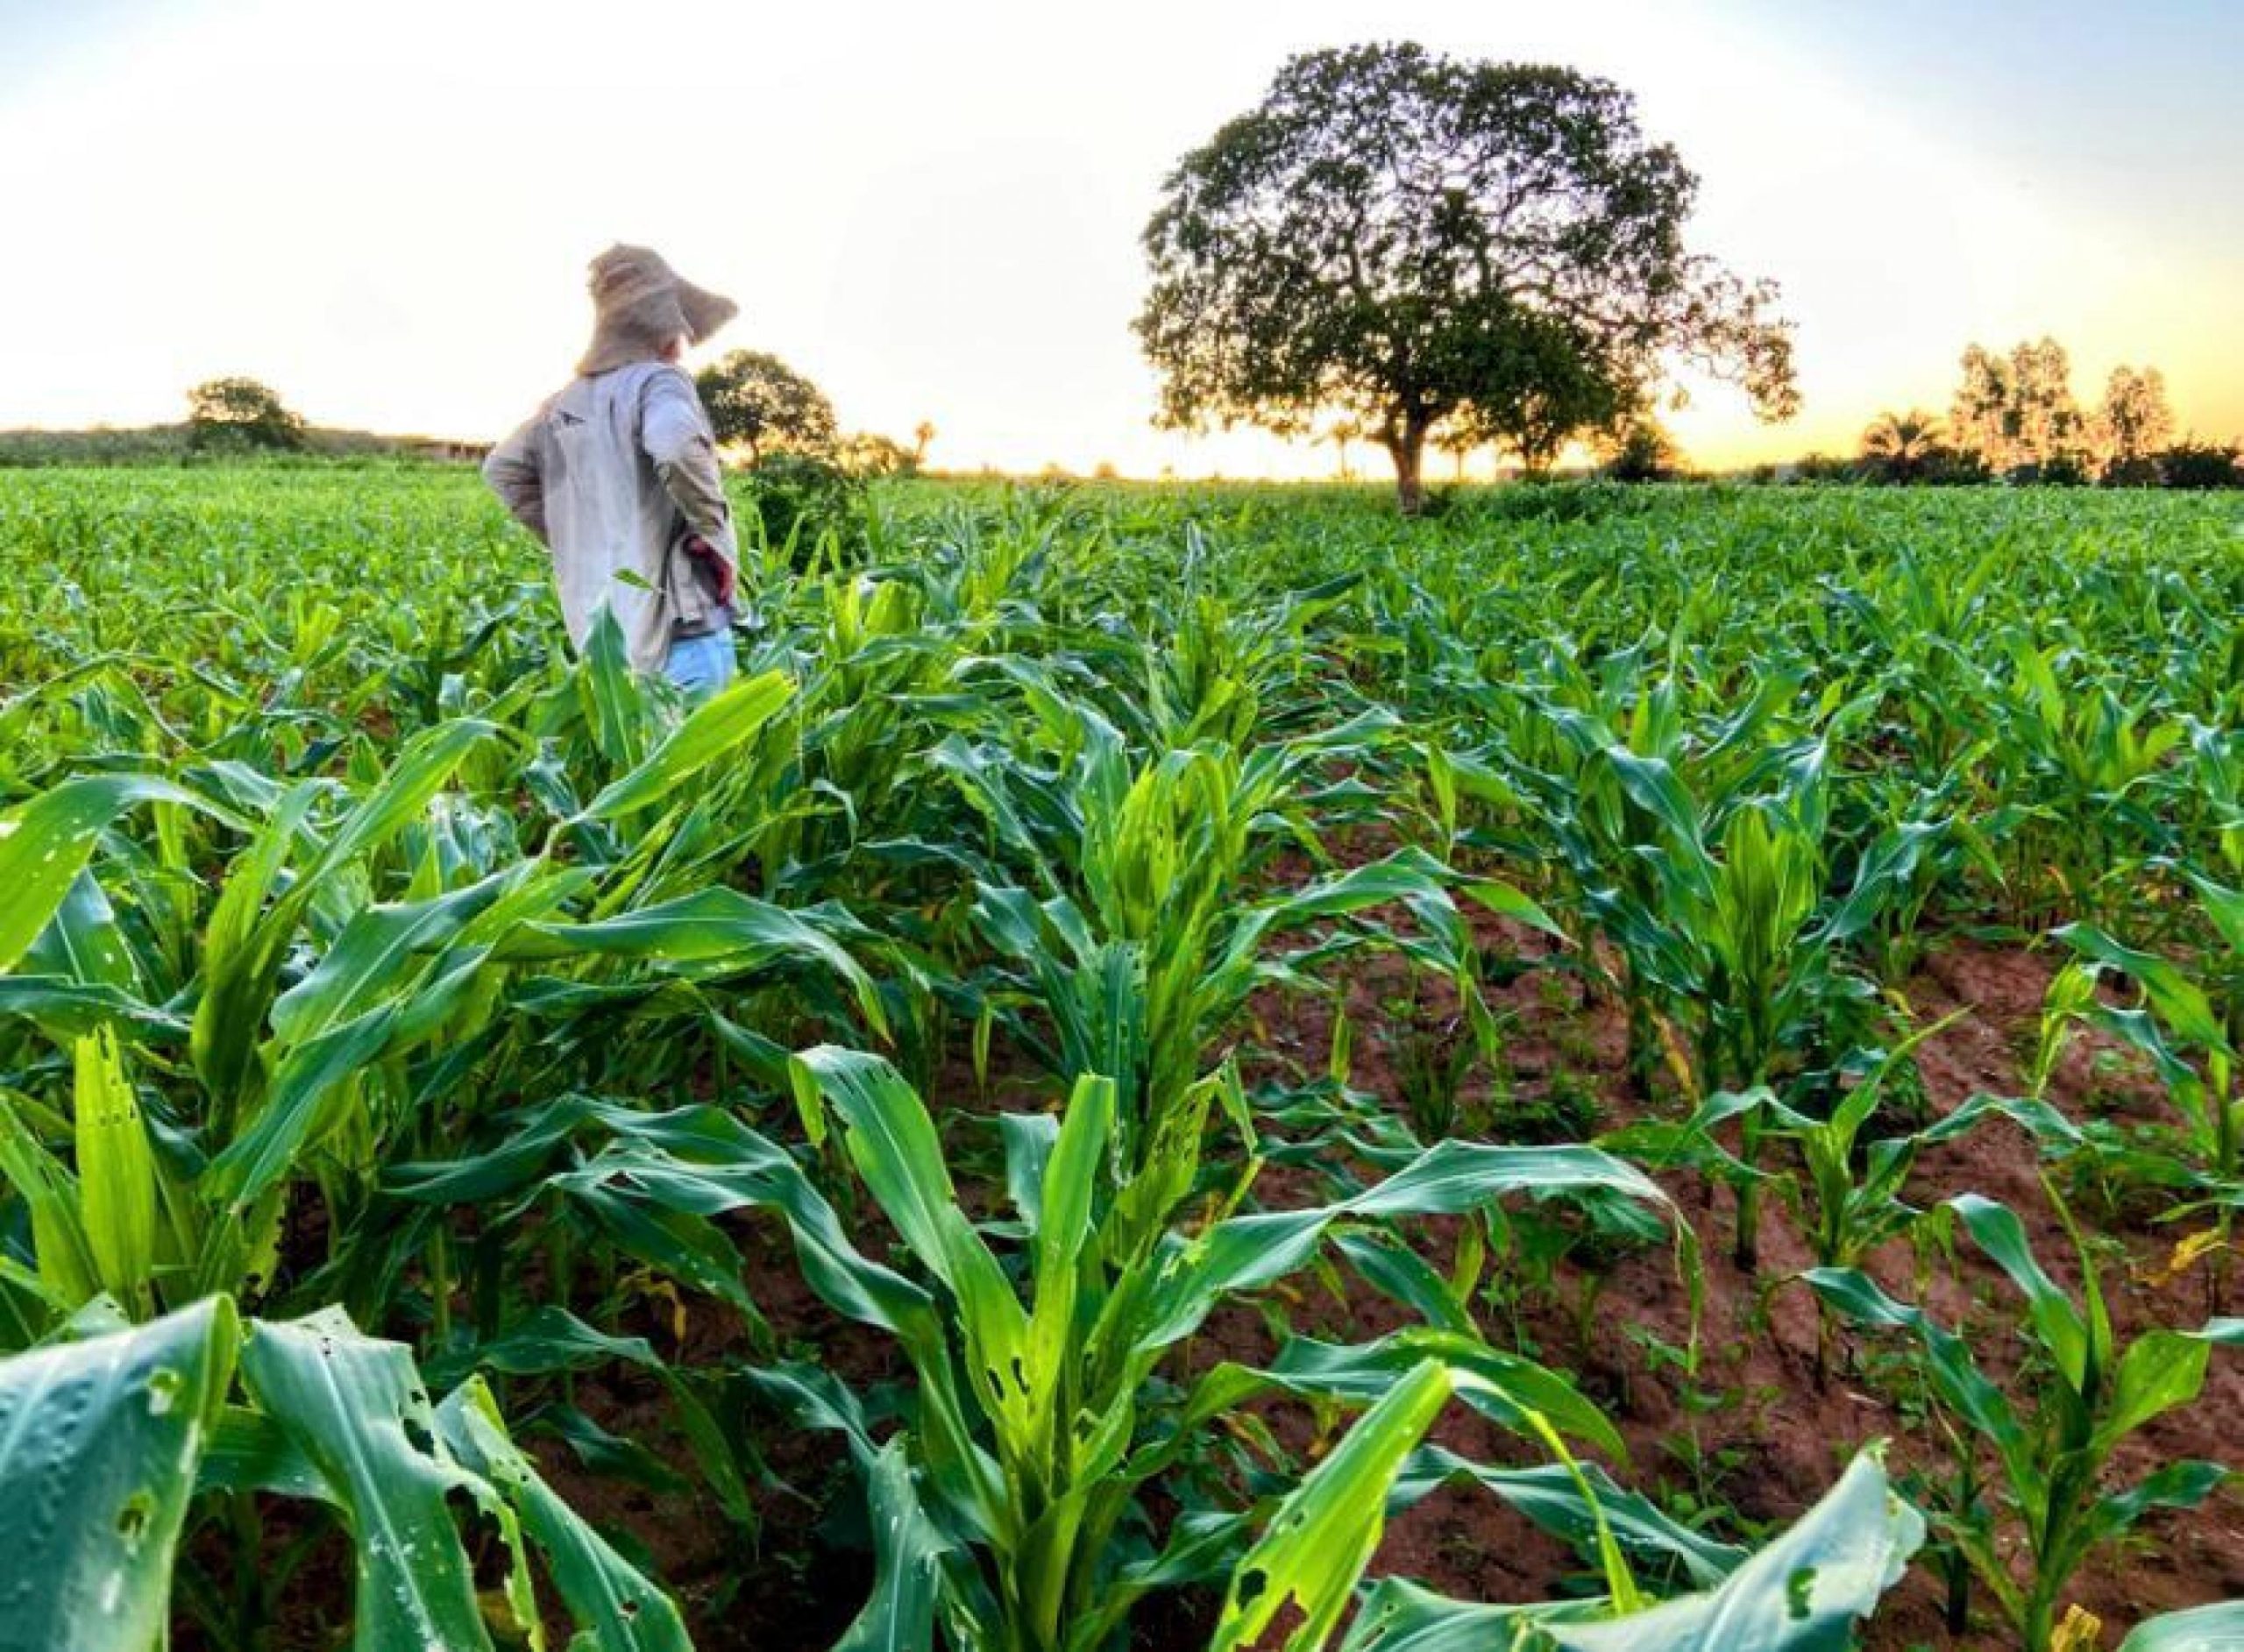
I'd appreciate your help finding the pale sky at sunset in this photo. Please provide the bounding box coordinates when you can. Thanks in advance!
[2,0,2238,477]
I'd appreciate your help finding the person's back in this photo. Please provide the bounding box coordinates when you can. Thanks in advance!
[484,245,742,698]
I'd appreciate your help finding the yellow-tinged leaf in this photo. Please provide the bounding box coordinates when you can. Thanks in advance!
[2139,1227,2229,1289]
[2053,1603,2104,1652]
[1653,1010,1699,1103]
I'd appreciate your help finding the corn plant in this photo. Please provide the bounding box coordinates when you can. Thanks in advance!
[1542,732,1914,1268]
[444,1046,1672,1652]
[1633,1024,1957,1384]
[0,1294,690,1651]
[1337,1445,1920,1652]
[1992,645,2184,928]
[942,689,1543,1169]
[0,664,891,1343]
[2041,863,2240,1308]
[1807,1190,2244,1650]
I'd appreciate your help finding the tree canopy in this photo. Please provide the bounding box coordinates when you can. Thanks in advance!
[2095,365,2175,479]
[1134,43,1797,510]
[185,378,306,452]
[694,351,838,465]
[1857,409,1953,484]
[1949,339,2090,479]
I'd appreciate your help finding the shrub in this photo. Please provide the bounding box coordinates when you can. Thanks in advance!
[2159,438,2241,490]
[741,450,868,570]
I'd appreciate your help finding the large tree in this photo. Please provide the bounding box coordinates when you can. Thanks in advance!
[1134,43,1797,513]
[2094,365,2175,481]
[694,350,838,465]
[1948,339,2090,479]
[185,377,306,452]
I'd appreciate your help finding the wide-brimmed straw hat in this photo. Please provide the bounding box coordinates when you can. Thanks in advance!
[577,245,737,377]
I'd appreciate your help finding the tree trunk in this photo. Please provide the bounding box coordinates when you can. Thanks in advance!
[1385,426,1429,515]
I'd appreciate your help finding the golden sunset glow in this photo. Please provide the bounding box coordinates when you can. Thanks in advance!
[3,0,2237,474]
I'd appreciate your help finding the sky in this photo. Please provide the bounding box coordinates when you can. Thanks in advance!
[1,0,2238,477]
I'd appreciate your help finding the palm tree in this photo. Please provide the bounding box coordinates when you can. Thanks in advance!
[1432,422,1479,483]
[1859,409,1946,483]
[1326,416,1365,480]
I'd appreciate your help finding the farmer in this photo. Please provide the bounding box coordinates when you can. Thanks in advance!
[484,245,742,698]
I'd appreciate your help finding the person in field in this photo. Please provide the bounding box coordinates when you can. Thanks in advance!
[484,245,742,698]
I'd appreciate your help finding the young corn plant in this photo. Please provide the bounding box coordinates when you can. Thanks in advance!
[1807,1189,2244,1651]
[0,1294,690,1652]
[1569,738,1916,1270]
[1992,645,2183,929]
[943,690,1543,1173]
[1632,1024,1959,1385]
[491,1046,1668,1652]
[2039,863,2240,1308]
[0,663,879,1333]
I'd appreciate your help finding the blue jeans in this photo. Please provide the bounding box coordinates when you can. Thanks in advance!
[665,630,735,700]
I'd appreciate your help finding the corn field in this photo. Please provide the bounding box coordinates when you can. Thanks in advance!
[0,468,2239,1652]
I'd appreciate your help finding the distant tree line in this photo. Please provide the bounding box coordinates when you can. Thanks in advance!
[0,379,487,467]
[1806,339,2237,489]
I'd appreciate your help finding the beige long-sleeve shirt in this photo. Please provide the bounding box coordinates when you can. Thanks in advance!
[483,361,740,675]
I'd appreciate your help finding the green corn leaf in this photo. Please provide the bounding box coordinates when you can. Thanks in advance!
[2167,863,2244,956]
[1211,1359,1454,1652]
[831,1437,961,1652]
[1949,1193,2091,1392]
[998,1111,1061,1237]
[514,887,885,1031]
[0,977,188,1044]
[2096,1330,2214,1452]
[191,782,317,1110]
[1261,1330,1625,1464]
[73,1030,159,1319]
[436,1377,693,1652]
[1343,1138,1668,1217]
[1541,1448,1920,1651]
[196,1402,336,1504]
[0,1093,101,1310]
[205,1005,399,1207]
[266,870,515,1045]
[236,1308,495,1652]
[1033,1074,1114,1287]
[2119,1601,2244,1651]
[1394,1447,1747,1592]
[1801,1268,2027,1466]
[580,604,650,769]
[1338,1578,1566,1652]
[1331,1231,1481,1336]
[2083,1458,2232,1555]
[2055,923,2231,1055]
[790,1047,1033,1441]
[0,774,205,974]
[0,1296,237,1652]
[1126,1138,1666,1359]
[23,870,138,991]
[584,668,793,819]
[308,716,501,881]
